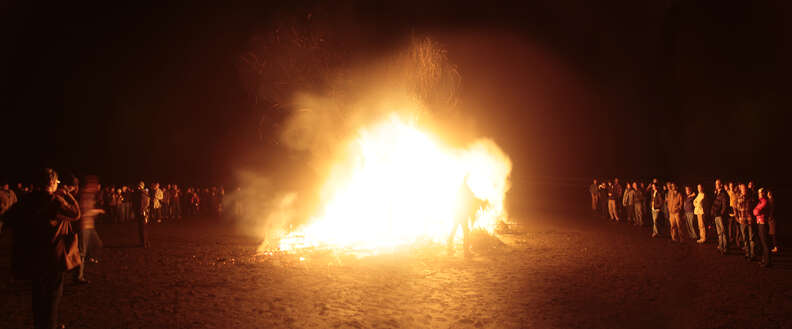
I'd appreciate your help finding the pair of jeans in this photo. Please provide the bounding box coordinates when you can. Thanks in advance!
[32,271,64,329]
[685,213,698,240]
[740,222,756,258]
[651,210,661,236]
[714,216,727,252]
[757,223,770,265]
[634,203,644,226]
[608,200,619,220]
[668,213,682,241]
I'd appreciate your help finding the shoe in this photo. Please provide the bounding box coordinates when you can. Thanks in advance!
[771,247,779,253]
[651,233,658,238]
[74,277,90,284]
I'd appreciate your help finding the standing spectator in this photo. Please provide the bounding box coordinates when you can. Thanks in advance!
[598,182,608,219]
[5,168,81,329]
[622,183,635,224]
[132,182,151,248]
[589,179,599,213]
[75,175,105,283]
[172,185,182,220]
[767,190,778,253]
[632,182,645,227]
[152,183,164,223]
[694,184,706,244]
[666,183,683,242]
[753,188,771,267]
[190,188,201,217]
[736,184,756,261]
[683,186,698,241]
[607,180,620,222]
[711,179,730,254]
[726,182,740,246]
[650,184,664,238]
[162,184,172,221]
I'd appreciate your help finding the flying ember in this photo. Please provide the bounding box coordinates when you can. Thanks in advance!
[263,114,512,255]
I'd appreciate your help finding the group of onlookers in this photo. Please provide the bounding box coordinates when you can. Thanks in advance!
[0,170,232,329]
[589,178,778,268]
[98,184,225,224]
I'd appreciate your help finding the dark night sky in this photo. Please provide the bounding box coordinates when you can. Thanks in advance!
[5,1,791,188]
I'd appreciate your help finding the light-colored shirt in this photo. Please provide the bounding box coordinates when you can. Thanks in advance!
[694,192,705,215]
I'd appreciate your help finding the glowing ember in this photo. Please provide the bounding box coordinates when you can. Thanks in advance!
[259,114,511,255]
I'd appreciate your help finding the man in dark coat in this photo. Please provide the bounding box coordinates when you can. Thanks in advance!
[131,181,151,248]
[5,168,81,329]
[710,179,730,255]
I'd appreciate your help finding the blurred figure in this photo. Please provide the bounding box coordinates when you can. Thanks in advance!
[711,180,730,254]
[172,184,182,220]
[753,188,771,267]
[5,168,81,329]
[650,183,664,238]
[736,184,756,261]
[132,182,151,248]
[666,183,683,242]
[1,180,20,233]
[694,184,706,244]
[683,186,698,240]
[190,188,201,217]
[75,175,105,283]
[632,182,644,226]
[589,179,599,213]
[598,182,608,219]
[448,177,481,258]
[767,190,778,253]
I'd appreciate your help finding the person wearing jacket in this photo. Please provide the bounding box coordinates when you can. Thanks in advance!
[632,182,645,227]
[694,184,706,244]
[623,184,635,224]
[132,181,151,248]
[666,183,684,242]
[650,183,664,238]
[736,184,756,261]
[683,186,698,240]
[754,188,771,267]
[710,180,730,254]
[589,179,599,213]
[5,168,81,329]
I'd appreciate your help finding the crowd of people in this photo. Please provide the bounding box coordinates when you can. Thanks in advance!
[0,170,231,329]
[589,178,779,268]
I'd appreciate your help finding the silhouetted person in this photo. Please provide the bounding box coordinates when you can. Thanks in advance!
[448,177,481,258]
[767,190,778,253]
[132,181,151,248]
[589,179,598,213]
[683,186,698,241]
[666,183,683,242]
[6,168,81,329]
[632,182,645,226]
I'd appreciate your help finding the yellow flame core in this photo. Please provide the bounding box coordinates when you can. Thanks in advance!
[274,114,512,253]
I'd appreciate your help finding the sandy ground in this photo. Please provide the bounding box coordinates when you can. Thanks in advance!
[1,208,791,329]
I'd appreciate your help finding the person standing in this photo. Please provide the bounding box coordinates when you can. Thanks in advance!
[448,177,481,258]
[650,184,664,238]
[598,182,608,219]
[589,179,599,213]
[726,182,740,246]
[132,182,151,248]
[6,169,81,329]
[608,180,621,222]
[754,188,771,267]
[736,184,756,261]
[683,186,698,241]
[767,190,778,253]
[622,183,635,224]
[710,180,730,254]
[666,183,684,242]
[694,184,707,244]
[632,182,645,227]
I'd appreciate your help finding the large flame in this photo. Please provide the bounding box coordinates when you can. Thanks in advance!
[264,114,511,254]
